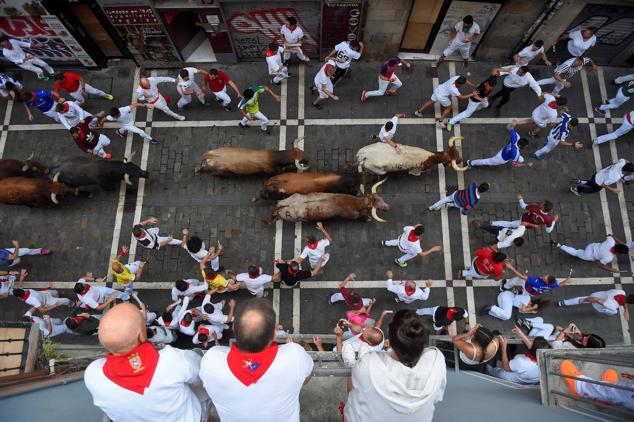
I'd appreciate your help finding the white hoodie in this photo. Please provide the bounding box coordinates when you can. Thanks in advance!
[344,347,446,422]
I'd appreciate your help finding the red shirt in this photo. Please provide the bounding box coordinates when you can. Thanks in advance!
[340,286,363,310]
[54,72,82,93]
[474,247,504,278]
[521,204,554,227]
[73,115,98,152]
[204,71,231,93]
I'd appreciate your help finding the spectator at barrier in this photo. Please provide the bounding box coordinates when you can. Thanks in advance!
[486,330,551,385]
[452,323,500,368]
[344,309,446,422]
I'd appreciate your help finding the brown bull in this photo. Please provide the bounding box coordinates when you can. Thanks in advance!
[0,154,49,180]
[270,179,389,223]
[257,172,378,200]
[0,174,78,207]
[196,139,309,176]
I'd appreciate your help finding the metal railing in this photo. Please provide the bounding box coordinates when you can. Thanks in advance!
[538,346,634,421]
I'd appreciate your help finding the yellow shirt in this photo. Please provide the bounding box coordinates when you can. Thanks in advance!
[201,269,229,291]
[112,258,135,285]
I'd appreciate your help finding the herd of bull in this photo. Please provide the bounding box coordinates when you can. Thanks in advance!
[0,137,466,218]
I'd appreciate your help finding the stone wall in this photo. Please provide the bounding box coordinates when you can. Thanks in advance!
[362,0,414,58]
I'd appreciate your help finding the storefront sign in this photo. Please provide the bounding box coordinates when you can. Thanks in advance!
[321,0,365,50]
[103,5,158,25]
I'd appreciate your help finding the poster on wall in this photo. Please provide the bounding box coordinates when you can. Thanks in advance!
[429,1,501,57]
[0,15,95,65]
[321,0,365,53]
[223,1,320,60]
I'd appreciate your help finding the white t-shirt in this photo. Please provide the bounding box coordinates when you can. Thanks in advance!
[200,343,313,422]
[435,76,461,99]
[501,67,541,95]
[314,60,336,91]
[587,236,616,265]
[496,225,526,249]
[300,238,330,268]
[192,324,223,344]
[198,294,228,325]
[178,310,197,336]
[379,116,399,143]
[508,354,540,384]
[592,289,626,314]
[281,25,304,45]
[453,21,480,44]
[516,44,544,66]
[23,289,51,308]
[183,240,208,262]
[595,159,627,186]
[177,67,199,90]
[266,46,285,74]
[171,278,207,302]
[513,293,531,309]
[342,332,385,352]
[397,226,423,255]
[386,279,429,304]
[106,106,133,126]
[533,94,558,125]
[236,270,272,294]
[77,280,112,310]
[136,77,175,103]
[2,39,31,64]
[85,345,204,422]
[0,275,15,296]
[567,29,596,57]
[333,41,361,69]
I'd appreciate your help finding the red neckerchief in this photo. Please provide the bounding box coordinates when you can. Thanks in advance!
[163,319,172,327]
[359,333,381,347]
[248,270,261,279]
[323,64,333,76]
[307,241,318,250]
[180,314,193,327]
[524,352,537,362]
[446,308,461,321]
[62,102,70,112]
[103,342,159,395]
[74,316,87,325]
[265,48,277,57]
[198,326,210,336]
[20,290,31,302]
[547,101,557,110]
[407,230,419,242]
[80,284,91,296]
[610,247,616,255]
[405,285,416,296]
[287,266,300,276]
[614,294,626,306]
[227,343,279,386]
[184,281,190,290]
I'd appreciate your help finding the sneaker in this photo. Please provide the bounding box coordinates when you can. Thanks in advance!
[223,105,232,112]
[466,160,472,169]
[385,90,398,96]
[394,297,401,303]
[446,123,453,132]
[570,186,580,196]
[559,360,581,398]
[516,317,532,331]
[531,153,543,160]
[328,294,335,305]
[550,240,562,248]
[437,120,446,129]
[310,86,316,95]
[594,105,605,115]
[115,130,125,139]
[361,91,367,103]
[499,279,507,292]
[342,343,357,368]
[176,115,185,121]
[380,240,386,247]
[371,135,377,140]
[149,138,158,145]
[479,305,492,315]
[104,153,112,159]
[528,130,537,140]
[263,127,271,135]
[394,258,407,268]
[40,249,52,255]
[271,78,280,86]
[312,102,322,109]
[414,110,423,118]
[556,300,565,307]
[41,75,50,81]
[427,205,435,211]
[239,122,249,129]
[105,94,114,100]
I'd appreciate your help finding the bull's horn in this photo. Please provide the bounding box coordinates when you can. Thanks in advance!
[26,151,34,160]
[371,208,387,223]
[294,160,310,172]
[50,193,59,204]
[53,172,60,182]
[124,150,137,163]
[359,184,365,194]
[448,136,464,147]
[124,173,132,185]
[292,137,305,148]
[451,160,469,172]
[371,178,387,194]
[21,163,29,172]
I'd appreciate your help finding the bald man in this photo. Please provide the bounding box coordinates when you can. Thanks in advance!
[84,303,209,422]
[135,76,185,121]
[199,298,313,421]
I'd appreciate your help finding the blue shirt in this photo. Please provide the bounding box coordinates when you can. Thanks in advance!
[25,89,55,113]
[500,129,521,161]
[0,249,14,267]
[547,112,572,144]
[0,73,20,90]
[524,276,558,296]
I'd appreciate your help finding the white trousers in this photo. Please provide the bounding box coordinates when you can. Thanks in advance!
[118,123,152,140]
[429,191,457,210]
[415,306,436,317]
[462,257,488,280]
[240,111,269,130]
[561,293,617,315]
[177,83,205,109]
[537,76,566,96]
[614,74,634,84]
[599,88,629,111]
[469,150,513,167]
[42,290,73,308]
[486,362,533,384]
[17,57,53,79]
[156,236,182,247]
[148,95,183,120]
[449,99,488,125]
[385,238,417,263]
[270,67,289,84]
[559,244,594,261]
[443,40,471,59]
[42,106,61,123]
[505,277,525,289]
[92,134,111,158]
[596,117,633,144]
[69,83,108,104]
[490,220,521,228]
[4,247,42,266]
[366,75,402,97]
[211,86,231,106]
[526,317,554,338]
[534,134,559,158]
[576,377,634,411]
[283,46,309,62]
[329,293,371,307]
[489,291,514,320]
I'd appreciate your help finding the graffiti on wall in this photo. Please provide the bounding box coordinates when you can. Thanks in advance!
[0,16,75,61]
[226,5,319,59]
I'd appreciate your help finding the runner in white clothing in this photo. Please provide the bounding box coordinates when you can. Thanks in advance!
[296,222,333,268]
[490,65,542,112]
[373,112,406,153]
[136,76,184,121]
[558,289,633,319]
[73,277,130,311]
[231,266,273,298]
[595,81,633,115]
[265,42,290,85]
[158,296,190,330]
[132,217,182,250]
[554,235,631,273]
[311,60,338,109]
[382,224,442,268]
[0,268,26,299]
[570,159,634,195]
[325,40,363,86]
[85,303,209,422]
[56,100,91,130]
[24,311,71,338]
[196,296,235,326]
[13,282,72,313]
[100,103,157,143]
[436,15,480,67]
[414,75,473,127]
[0,37,54,79]
[557,26,598,57]
[513,40,551,66]
[171,279,208,302]
[517,93,567,139]
[594,110,633,145]
[385,270,432,304]
[176,67,207,109]
[280,16,310,65]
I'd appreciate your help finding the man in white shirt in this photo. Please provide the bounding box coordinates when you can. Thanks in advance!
[24,309,71,338]
[386,270,431,304]
[517,93,567,139]
[200,299,313,422]
[231,266,273,298]
[325,40,364,86]
[55,100,91,130]
[196,296,235,327]
[513,40,551,66]
[436,15,480,67]
[486,336,547,384]
[555,234,631,273]
[158,296,189,329]
[570,159,634,195]
[0,268,26,299]
[73,277,130,311]
[296,222,333,268]
[85,303,209,422]
[382,224,442,268]
[176,67,207,109]
[100,103,156,143]
[0,73,22,99]
[475,221,526,249]
[280,16,310,65]
[0,37,54,80]
[414,75,473,127]
[12,284,72,312]
[265,42,289,85]
[373,112,406,153]
[132,217,181,250]
[136,76,185,121]
[558,289,633,319]
[558,26,598,57]
[595,110,634,145]
[171,279,208,302]
[490,65,542,112]
[311,60,338,109]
